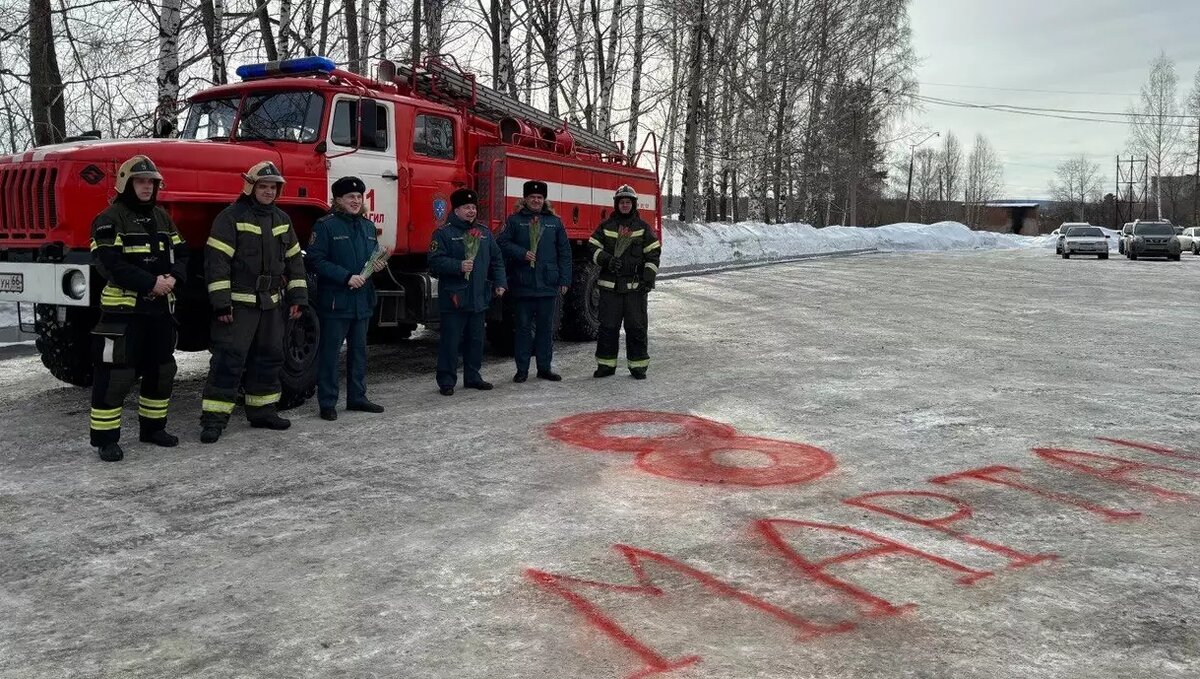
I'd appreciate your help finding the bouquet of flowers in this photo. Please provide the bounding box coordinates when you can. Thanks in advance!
[463,227,483,280]
[528,216,542,267]
[614,225,634,258]
[360,242,390,277]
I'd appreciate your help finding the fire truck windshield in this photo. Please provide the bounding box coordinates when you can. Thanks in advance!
[182,91,324,144]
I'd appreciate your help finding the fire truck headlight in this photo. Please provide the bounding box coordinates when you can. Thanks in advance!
[63,269,86,300]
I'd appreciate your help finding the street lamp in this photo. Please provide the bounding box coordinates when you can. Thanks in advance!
[905,131,940,222]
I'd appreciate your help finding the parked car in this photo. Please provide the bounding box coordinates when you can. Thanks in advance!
[1061,225,1110,259]
[1054,222,1090,255]
[1179,227,1200,254]
[1118,223,1135,255]
[1125,220,1181,260]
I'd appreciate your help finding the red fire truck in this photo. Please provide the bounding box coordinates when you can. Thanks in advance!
[0,56,661,406]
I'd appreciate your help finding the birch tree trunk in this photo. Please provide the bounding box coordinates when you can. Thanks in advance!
[155,0,182,137]
[679,0,706,222]
[200,0,227,84]
[424,0,444,55]
[279,0,292,59]
[625,0,644,161]
[359,0,370,72]
[662,20,681,207]
[598,0,623,136]
[378,0,388,58]
[497,0,517,96]
[29,0,66,146]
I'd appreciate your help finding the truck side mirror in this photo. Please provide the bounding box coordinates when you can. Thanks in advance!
[358,98,379,148]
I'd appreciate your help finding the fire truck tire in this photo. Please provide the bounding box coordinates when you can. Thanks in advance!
[34,304,98,387]
[278,303,320,411]
[560,259,601,341]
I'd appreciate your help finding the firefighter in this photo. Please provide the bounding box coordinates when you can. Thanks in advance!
[428,188,507,396]
[497,179,571,382]
[307,176,388,421]
[589,184,660,379]
[88,155,189,462]
[199,161,309,443]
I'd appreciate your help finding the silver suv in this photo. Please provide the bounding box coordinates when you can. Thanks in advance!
[1125,220,1181,261]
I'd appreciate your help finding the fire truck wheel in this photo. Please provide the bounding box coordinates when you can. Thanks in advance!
[34,304,97,387]
[278,304,320,411]
[560,259,601,341]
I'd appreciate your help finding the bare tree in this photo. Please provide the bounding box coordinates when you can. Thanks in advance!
[29,0,66,146]
[154,0,182,137]
[913,147,938,220]
[624,0,645,159]
[937,131,963,205]
[596,0,623,136]
[279,0,293,60]
[1048,155,1105,222]
[344,0,361,71]
[258,0,279,60]
[199,0,227,84]
[528,0,564,117]
[423,0,445,55]
[679,0,705,222]
[1128,53,1185,220]
[963,133,1003,227]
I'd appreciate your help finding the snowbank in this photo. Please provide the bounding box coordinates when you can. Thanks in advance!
[661,220,1051,268]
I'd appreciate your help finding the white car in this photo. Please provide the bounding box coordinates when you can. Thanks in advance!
[1054,222,1091,254]
[1061,225,1109,259]
[1179,227,1200,254]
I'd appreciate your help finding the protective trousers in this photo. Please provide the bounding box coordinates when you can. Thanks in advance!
[200,307,285,427]
[90,315,177,447]
[318,316,369,409]
[595,290,649,372]
[437,311,485,389]
[514,296,557,374]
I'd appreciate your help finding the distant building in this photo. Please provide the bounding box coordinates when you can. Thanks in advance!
[976,201,1042,235]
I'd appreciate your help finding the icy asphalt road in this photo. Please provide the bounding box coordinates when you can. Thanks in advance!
[2,250,1199,679]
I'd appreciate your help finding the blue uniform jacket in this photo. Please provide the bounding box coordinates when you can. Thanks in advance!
[428,214,507,313]
[497,202,572,298]
[306,210,379,319]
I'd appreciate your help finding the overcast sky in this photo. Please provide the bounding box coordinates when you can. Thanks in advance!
[904,0,1200,199]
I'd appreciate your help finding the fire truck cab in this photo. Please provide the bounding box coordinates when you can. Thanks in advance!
[0,56,661,406]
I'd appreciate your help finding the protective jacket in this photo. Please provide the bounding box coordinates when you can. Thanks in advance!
[428,214,507,313]
[588,212,661,294]
[90,200,188,314]
[205,194,308,312]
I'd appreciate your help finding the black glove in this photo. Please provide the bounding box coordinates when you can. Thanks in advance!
[607,255,621,273]
[642,279,655,291]
[212,306,233,319]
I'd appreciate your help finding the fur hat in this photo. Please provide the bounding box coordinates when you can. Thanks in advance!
[523,180,548,198]
[332,176,367,198]
[451,188,477,209]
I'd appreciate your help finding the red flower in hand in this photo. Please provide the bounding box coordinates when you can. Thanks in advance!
[618,226,632,237]
[469,228,484,238]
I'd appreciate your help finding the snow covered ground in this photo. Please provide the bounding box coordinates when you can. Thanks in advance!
[661,220,1053,269]
[0,303,17,328]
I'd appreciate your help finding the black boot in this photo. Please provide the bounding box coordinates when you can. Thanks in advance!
[513,372,528,383]
[140,430,179,447]
[593,366,616,378]
[250,414,291,430]
[97,443,124,462]
[630,369,647,380]
[439,386,455,396]
[537,370,562,381]
[320,407,338,421]
[465,380,494,390]
[200,426,222,444]
[347,400,384,413]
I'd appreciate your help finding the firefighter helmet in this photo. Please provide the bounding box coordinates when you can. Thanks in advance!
[242,161,286,195]
[613,184,638,211]
[115,155,163,193]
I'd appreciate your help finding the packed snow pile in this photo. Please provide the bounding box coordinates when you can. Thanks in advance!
[661,220,1051,269]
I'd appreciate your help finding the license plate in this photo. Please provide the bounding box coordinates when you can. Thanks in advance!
[0,273,23,294]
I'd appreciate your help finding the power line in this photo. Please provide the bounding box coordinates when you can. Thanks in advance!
[908,93,1200,128]
[918,81,1138,97]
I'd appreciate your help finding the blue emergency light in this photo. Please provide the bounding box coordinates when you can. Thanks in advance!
[236,56,337,80]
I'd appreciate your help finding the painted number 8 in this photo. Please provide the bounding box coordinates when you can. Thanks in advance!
[546,411,837,487]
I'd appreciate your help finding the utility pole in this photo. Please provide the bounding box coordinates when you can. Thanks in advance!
[904,131,939,222]
[1194,118,1199,227]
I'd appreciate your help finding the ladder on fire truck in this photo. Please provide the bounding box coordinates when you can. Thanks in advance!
[389,57,622,158]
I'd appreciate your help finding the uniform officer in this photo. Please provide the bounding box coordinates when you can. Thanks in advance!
[428,188,507,395]
[199,161,309,442]
[88,155,188,462]
[307,176,388,421]
[497,179,571,382]
[589,184,660,379]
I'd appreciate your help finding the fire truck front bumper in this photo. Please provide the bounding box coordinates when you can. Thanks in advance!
[0,261,91,306]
